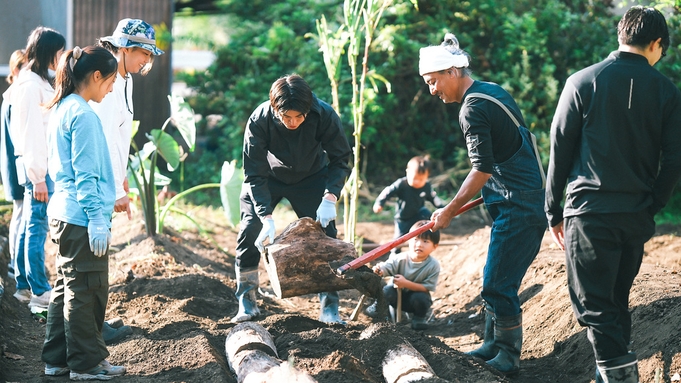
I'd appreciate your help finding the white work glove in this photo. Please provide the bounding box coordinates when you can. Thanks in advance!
[316,198,336,228]
[255,218,276,253]
[87,217,111,257]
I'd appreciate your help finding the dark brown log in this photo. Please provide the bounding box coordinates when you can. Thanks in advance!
[382,343,450,383]
[263,218,357,298]
[225,322,317,383]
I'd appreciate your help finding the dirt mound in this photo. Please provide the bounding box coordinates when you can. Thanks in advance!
[1,210,680,382]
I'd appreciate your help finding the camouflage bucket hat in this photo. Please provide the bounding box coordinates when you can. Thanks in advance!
[100,18,164,55]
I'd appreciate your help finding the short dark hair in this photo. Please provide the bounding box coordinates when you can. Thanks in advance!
[618,6,670,54]
[25,26,66,82]
[411,220,440,245]
[269,74,313,115]
[407,155,431,174]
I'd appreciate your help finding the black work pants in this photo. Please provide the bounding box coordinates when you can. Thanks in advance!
[383,284,432,318]
[564,210,654,361]
[236,169,336,270]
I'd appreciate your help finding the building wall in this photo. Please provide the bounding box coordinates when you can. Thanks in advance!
[0,0,69,97]
[72,0,173,143]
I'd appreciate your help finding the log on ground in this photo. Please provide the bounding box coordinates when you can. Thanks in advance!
[382,343,450,383]
[225,322,317,383]
[264,217,357,298]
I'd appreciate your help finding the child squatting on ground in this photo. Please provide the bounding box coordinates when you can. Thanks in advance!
[373,155,445,255]
[371,220,441,330]
[41,45,125,380]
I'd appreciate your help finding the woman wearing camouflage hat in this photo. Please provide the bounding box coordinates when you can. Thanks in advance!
[89,18,164,345]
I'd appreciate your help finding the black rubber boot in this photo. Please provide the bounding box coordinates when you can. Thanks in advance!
[486,312,522,376]
[466,304,497,361]
[596,352,639,383]
[411,316,428,330]
[231,267,261,323]
[102,322,133,345]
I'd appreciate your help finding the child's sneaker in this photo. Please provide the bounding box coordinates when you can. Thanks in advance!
[411,315,428,330]
[364,300,379,318]
[70,360,126,381]
[28,290,51,309]
[13,289,31,303]
[45,363,69,376]
[30,305,49,322]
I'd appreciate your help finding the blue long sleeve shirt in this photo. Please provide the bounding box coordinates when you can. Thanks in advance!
[47,94,115,227]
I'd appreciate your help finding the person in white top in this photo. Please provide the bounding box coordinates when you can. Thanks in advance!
[91,18,164,220]
[1,49,27,280]
[89,18,164,345]
[4,27,65,309]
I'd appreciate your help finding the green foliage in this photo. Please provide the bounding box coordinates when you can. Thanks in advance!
[656,190,681,226]
[220,160,244,228]
[177,0,681,218]
[129,96,197,236]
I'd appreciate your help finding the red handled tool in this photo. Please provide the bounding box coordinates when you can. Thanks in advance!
[336,197,484,275]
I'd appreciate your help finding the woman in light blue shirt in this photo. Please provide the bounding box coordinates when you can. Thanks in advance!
[41,45,125,381]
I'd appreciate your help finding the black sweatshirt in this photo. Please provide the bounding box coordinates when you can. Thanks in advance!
[546,51,681,227]
[242,95,352,218]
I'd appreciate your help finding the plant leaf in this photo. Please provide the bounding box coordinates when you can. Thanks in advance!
[168,94,196,152]
[149,129,181,171]
[131,120,140,140]
[220,160,244,228]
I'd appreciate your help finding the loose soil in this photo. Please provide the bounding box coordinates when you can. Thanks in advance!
[1,205,680,383]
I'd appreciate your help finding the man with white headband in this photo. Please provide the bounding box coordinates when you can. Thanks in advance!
[420,33,546,376]
[89,18,164,345]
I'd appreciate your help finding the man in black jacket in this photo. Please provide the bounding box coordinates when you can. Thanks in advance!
[232,74,352,324]
[545,6,681,382]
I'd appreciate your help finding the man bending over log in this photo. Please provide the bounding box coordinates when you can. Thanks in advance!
[232,74,352,324]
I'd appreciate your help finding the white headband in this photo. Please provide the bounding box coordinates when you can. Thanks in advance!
[419,45,469,76]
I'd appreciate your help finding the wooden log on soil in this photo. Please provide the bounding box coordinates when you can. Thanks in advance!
[264,217,357,298]
[225,322,317,383]
[382,343,450,383]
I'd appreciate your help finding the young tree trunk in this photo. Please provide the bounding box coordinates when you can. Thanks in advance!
[264,218,357,298]
[225,322,317,383]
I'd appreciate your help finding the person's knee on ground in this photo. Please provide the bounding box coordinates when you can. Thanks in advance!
[231,267,261,323]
